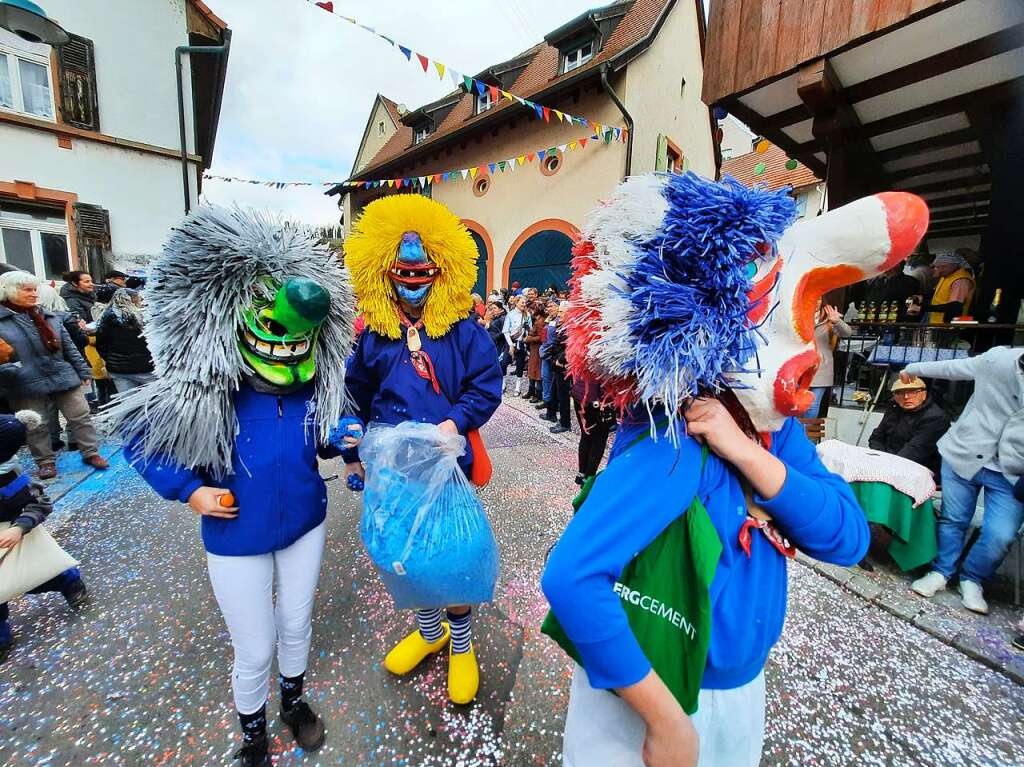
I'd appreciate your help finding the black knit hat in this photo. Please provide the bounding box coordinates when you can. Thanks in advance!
[0,411,41,465]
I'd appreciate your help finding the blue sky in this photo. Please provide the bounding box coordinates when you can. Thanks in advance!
[201,0,602,225]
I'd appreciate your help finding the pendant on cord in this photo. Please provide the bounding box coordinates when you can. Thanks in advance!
[399,309,441,394]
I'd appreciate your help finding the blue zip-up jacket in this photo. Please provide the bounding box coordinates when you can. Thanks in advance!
[127,382,339,556]
[541,414,868,692]
[341,316,502,472]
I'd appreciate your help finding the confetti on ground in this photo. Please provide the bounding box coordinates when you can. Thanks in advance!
[0,398,1021,766]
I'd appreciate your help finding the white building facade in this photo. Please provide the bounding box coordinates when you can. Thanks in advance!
[0,0,229,278]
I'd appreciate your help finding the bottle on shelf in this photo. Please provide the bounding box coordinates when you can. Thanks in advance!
[987,288,1002,323]
[887,302,898,323]
[865,302,876,323]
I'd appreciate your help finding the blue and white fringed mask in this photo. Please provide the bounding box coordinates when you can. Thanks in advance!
[565,172,929,437]
[389,231,439,308]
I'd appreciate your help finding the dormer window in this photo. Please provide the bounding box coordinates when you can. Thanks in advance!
[413,124,430,144]
[562,40,594,73]
[476,88,494,114]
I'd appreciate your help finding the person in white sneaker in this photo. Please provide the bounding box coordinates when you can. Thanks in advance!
[903,347,1024,615]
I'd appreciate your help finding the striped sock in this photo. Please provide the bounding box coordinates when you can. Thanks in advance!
[447,608,472,654]
[416,608,445,643]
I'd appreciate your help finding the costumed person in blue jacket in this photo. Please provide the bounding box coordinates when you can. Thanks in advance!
[340,194,502,705]
[104,207,356,767]
[540,173,931,767]
[0,409,88,662]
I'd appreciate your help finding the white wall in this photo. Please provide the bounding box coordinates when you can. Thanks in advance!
[0,0,202,267]
[719,115,754,160]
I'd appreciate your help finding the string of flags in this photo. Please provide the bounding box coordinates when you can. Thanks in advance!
[301,0,625,136]
[203,175,338,188]
[203,127,627,192]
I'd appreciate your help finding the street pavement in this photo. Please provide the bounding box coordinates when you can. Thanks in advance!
[0,401,1022,766]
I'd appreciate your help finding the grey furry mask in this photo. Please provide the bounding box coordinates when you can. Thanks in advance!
[103,206,356,478]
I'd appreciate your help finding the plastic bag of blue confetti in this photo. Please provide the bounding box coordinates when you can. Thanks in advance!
[358,421,499,610]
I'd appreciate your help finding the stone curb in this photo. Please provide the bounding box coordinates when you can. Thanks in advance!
[796,553,1024,686]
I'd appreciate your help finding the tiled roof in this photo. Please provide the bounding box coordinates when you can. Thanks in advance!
[379,95,404,126]
[720,144,820,192]
[354,0,671,179]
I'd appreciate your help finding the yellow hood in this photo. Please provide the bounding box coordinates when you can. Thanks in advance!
[344,194,477,339]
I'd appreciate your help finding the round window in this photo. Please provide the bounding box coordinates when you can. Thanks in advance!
[540,153,561,176]
[473,175,490,197]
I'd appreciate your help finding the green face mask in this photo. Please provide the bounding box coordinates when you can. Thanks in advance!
[238,277,330,388]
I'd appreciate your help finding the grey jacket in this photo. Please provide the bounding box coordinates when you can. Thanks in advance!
[0,305,91,398]
[905,346,1024,483]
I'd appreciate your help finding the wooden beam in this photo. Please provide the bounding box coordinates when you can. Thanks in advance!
[901,173,990,194]
[888,152,987,181]
[876,128,976,163]
[844,22,1024,104]
[801,77,1024,150]
[923,190,990,207]
[930,203,990,221]
[720,96,828,176]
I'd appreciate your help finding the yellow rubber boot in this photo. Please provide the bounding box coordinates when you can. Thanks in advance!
[448,643,479,704]
[383,624,450,675]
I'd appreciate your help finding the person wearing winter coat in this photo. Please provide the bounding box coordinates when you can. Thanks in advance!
[525,304,545,402]
[907,347,1024,615]
[36,284,88,451]
[59,270,97,324]
[868,376,949,476]
[95,289,155,393]
[542,303,572,434]
[0,271,108,479]
[0,410,88,662]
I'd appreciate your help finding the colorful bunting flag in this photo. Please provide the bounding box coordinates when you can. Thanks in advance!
[434,61,446,79]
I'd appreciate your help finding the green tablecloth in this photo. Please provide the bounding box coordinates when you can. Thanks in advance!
[850,481,937,572]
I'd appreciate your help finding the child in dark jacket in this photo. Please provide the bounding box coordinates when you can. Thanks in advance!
[0,410,88,661]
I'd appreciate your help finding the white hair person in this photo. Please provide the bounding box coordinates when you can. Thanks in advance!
[0,270,39,303]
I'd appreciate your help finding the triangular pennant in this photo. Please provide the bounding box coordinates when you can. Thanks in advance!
[381,36,395,46]
[515,95,527,105]
[488,163,497,174]
[579,138,588,149]
[533,104,544,120]
[614,128,622,141]
[387,179,395,188]
[506,158,516,173]
[538,150,546,161]
[416,54,430,73]
[434,61,446,79]
[558,144,567,153]
[593,122,602,135]
[433,174,442,183]
[478,165,488,176]
[498,161,506,172]
[475,79,486,96]
[418,176,427,187]
[461,169,470,180]
[358,24,376,34]
[542,107,551,122]
[449,68,463,89]
[398,45,412,60]
[488,85,500,103]
[516,155,525,166]
[526,152,535,162]
[469,167,479,179]
[463,75,474,92]
[554,110,565,122]
[501,90,513,102]
[569,141,578,151]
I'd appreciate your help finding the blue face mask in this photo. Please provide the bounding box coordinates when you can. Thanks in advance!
[389,232,438,308]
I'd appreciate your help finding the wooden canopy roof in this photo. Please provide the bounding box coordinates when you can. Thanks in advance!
[702,0,1024,243]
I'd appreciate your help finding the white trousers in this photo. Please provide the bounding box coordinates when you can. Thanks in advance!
[563,665,766,767]
[206,523,326,714]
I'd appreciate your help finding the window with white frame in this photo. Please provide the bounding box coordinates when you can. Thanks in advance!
[794,191,810,218]
[476,88,494,114]
[413,124,430,144]
[562,40,594,73]
[378,120,385,135]
[0,202,71,279]
[0,42,55,121]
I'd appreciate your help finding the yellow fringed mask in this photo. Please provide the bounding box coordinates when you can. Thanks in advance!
[344,195,477,339]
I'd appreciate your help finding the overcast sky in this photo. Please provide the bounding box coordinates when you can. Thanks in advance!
[200,0,603,226]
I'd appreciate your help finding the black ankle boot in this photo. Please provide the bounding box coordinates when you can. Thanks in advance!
[281,700,325,752]
[232,735,270,766]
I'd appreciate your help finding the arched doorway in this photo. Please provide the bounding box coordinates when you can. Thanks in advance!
[468,231,488,296]
[461,219,492,296]
[504,220,578,292]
